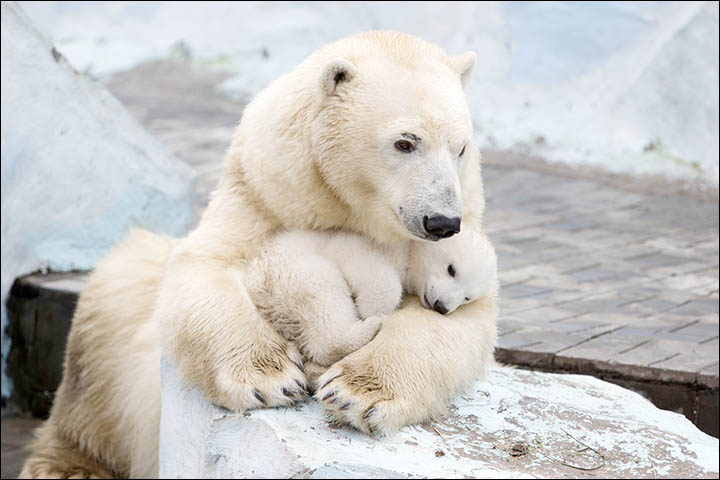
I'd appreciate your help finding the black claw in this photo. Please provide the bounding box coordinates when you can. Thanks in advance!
[294,378,308,392]
[254,390,266,404]
[321,374,339,390]
[340,402,352,411]
[291,358,304,372]
[282,388,294,398]
[321,391,335,402]
[363,407,376,420]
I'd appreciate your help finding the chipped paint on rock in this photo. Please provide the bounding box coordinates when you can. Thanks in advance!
[160,360,719,478]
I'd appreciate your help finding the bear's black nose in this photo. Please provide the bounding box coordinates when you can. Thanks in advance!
[423,215,461,239]
[433,300,448,315]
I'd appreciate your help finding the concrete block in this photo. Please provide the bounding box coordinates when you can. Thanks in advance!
[520,306,583,322]
[5,273,88,416]
[501,283,554,299]
[696,389,720,438]
[670,298,719,316]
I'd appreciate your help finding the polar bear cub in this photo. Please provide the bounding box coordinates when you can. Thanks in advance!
[244,227,496,370]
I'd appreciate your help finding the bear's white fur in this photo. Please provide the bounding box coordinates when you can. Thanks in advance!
[246,227,497,378]
[21,31,497,479]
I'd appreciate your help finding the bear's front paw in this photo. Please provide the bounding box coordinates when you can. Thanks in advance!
[314,355,416,437]
[213,343,309,411]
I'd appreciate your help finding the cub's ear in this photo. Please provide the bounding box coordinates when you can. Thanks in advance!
[321,59,357,96]
[449,51,476,88]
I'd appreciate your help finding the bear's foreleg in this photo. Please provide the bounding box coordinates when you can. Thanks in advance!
[155,248,310,411]
[315,282,498,436]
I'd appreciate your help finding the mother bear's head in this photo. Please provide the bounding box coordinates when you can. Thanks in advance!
[235,31,478,245]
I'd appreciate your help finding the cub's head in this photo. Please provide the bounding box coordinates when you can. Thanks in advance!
[407,227,496,315]
[312,32,477,244]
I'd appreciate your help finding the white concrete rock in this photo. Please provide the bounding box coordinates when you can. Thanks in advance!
[160,360,719,479]
[0,2,196,396]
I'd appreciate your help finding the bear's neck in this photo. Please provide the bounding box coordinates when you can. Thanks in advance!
[187,154,360,263]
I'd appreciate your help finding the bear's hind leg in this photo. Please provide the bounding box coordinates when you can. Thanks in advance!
[20,421,116,479]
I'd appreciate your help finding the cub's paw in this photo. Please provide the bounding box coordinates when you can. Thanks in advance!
[357,315,383,340]
[336,315,384,359]
[213,343,309,411]
[314,356,414,436]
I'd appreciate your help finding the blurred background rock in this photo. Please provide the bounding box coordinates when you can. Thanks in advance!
[19,1,720,189]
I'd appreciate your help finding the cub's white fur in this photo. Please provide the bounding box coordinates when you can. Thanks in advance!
[409,226,498,315]
[246,227,497,381]
[244,230,402,368]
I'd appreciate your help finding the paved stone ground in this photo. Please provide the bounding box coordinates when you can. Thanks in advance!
[2,59,718,478]
[482,158,719,383]
[1,409,40,479]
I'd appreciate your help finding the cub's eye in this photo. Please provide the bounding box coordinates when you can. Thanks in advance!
[395,140,415,153]
[459,145,466,157]
[465,297,470,301]
[447,264,456,277]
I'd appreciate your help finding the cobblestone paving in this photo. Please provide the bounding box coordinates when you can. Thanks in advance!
[1,411,41,479]
[107,60,719,385]
[481,161,718,385]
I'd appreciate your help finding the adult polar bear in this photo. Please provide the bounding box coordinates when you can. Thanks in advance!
[21,31,498,478]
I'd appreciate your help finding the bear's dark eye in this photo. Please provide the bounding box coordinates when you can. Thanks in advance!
[459,145,466,157]
[465,296,470,301]
[395,140,415,153]
[447,264,456,277]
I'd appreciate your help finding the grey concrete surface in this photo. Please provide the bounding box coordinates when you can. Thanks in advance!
[1,410,41,479]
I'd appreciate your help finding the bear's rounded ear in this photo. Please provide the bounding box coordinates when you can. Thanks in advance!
[449,51,476,88]
[320,59,357,96]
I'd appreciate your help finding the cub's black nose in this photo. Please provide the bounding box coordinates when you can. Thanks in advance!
[433,300,448,315]
[423,215,461,239]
